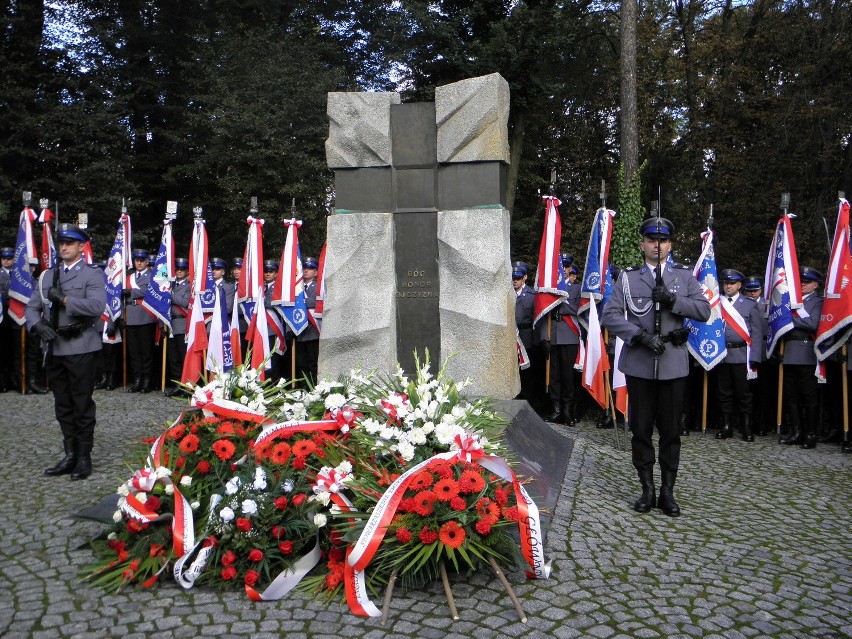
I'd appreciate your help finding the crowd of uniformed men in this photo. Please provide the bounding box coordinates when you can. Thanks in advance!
[0,224,320,480]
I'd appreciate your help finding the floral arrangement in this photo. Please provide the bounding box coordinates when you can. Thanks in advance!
[83,355,549,620]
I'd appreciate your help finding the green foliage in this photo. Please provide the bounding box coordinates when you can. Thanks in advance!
[611,161,648,269]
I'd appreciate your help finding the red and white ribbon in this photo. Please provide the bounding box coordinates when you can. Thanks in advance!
[190,386,270,424]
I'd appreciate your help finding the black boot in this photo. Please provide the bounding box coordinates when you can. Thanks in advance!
[741,415,754,442]
[105,373,117,391]
[596,414,614,429]
[140,377,152,394]
[545,400,564,423]
[93,373,108,390]
[26,375,48,395]
[564,401,577,426]
[70,455,92,480]
[715,415,733,440]
[779,414,804,445]
[801,406,818,449]
[127,376,143,393]
[817,428,842,444]
[45,440,76,476]
[633,468,656,513]
[658,469,681,517]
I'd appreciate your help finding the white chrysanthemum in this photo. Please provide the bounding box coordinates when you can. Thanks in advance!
[336,460,353,475]
[117,484,130,496]
[283,479,294,493]
[421,421,435,435]
[362,418,383,435]
[219,506,235,522]
[324,393,347,410]
[164,484,174,496]
[241,499,258,515]
[313,513,327,528]
[180,475,192,486]
[379,426,401,441]
[407,428,427,445]
[225,477,242,495]
[253,468,267,490]
[396,440,415,462]
[155,466,171,479]
[435,421,463,446]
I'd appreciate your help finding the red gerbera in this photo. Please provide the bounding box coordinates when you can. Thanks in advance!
[292,439,316,457]
[502,505,520,522]
[212,439,236,461]
[196,459,211,474]
[449,496,467,511]
[419,527,438,545]
[179,434,200,454]
[459,469,486,494]
[413,490,438,517]
[169,424,187,440]
[270,442,292,465]
[433,478,460,502]
[217,421,235,435]
[475,519,493,536]
[431,460,453,479]
[396,527,412,543]
[252,439,272,460]
[408,471,434,491]
[438,521,466,549]
[475,497,500,520]
[494,486,510,506]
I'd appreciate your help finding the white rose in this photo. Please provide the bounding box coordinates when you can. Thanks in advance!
[164,484,174,495]
[396,440,415,462]
[219,506,235,522]
[313,513,327,528]
[225,477,242,495]
[241,499,258,515]
[155,466,172,479]
[180,475,192,486]
[112,510,122,523]
[239,395,249,405]
[191,501,200,510]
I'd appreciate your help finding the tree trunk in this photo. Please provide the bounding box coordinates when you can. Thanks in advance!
[620,0,639,187]
[506,110,526,214]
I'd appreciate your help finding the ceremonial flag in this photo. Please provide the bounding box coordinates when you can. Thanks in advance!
[271,218,309,335]
[815,198,852,360]
[103,212,132,324]
[7,206,38,325]
[581,300,610,408]
[181,290,209,384]
[237,216,265,326]
[38,206,56,271]
[581,208,616,303]
[141,219,174,330]
[206,285,234,373]
[229,292,243,368]
[533,195,569,326]
[189,218,216,314]
[764,214,802,357]
[685,229,727,370]
[612,337,628,415]
[245,289,271,378]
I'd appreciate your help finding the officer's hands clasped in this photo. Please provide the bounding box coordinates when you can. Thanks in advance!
[651,285,676,308]
[33,320,59,342]
[635,330,666,355]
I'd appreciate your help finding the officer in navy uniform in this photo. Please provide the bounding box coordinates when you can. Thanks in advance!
[123,248,157,392]
[0,246,21,392]
[25,224,106,480]
[296,256,320,385]
[539,253,582,425]
[211,257,235,315]
[602,217,710,516]
[778,266,824,449]
[742,275,773,434]
[513,261,538,404]
[165,257,191,396]
[715,269,764,441]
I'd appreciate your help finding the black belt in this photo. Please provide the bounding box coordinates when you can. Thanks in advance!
[518,323,532,329]
[56,321,95,338]
[784,330,813,342]
[728,342,747,348]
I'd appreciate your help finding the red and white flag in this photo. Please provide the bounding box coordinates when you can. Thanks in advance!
[271,218,303,305]
[581,300,609,408]
[181,290,209,384]
[237,216,264,309]
[815,198,852,361]
[245,289,271,379]
[229,294,243,368]
[38,207,56,270]
[613,337,628,415]
[533,195,569,327]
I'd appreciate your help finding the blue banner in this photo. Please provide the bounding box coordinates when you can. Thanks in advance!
[685,230,727,370]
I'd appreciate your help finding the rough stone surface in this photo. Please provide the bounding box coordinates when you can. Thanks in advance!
[1,390,851,638]
[437,207,519,399]
[435,73,510,164]
[326,92,400,168]
[317,212,398,379]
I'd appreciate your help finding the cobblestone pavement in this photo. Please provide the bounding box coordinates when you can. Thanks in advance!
[0,389,849,639]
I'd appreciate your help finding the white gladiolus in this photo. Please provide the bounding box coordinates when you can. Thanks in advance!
[219,506,235,522]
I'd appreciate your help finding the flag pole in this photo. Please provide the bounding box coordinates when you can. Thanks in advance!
[776,342,785,437]
[702,370,708,435]
[843,345,849,440]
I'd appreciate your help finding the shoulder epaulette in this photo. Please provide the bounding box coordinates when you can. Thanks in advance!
[625,266,639,272]
[675,263,691,270]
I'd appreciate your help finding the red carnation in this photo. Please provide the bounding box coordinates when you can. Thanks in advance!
[328,547,345,562]
[274,496,288,510]
[396,527,412,543]
[178,433,200,454]
[291,455,307,470]
[212,439,236,461]
[248,548,264,562]
[278,541,294,555]
[475,519,493,535]
[221,565,237,581]
[244,570,260,587]
[236,518,251,532]
[418,527,438,545]
[494,486,510,506]
[449,496,467,511]
[196,459,211,474]
[292,494,307,506]
[221,550,237,567]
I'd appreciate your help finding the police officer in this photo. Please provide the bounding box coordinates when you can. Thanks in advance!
[124,248,157,392]
[0,246,21,392]
[25,223,105,480]
[602,217,710,516]
[165,257,190,396]
[779,266,824,449]
[513,261,537,403]
[539,252,582,425]
[742,275,773,435]
[232,257,243,283]
[263,259,286,381]
[296,255,320,385]
[715,269,764,441]
[211,257,235,315]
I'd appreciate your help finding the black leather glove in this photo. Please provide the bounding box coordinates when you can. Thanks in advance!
[635,330,666,355]
[541,340,551,359]
[33,321,58,342]
[47,287,64,305]
[749,361,760,370]
[121,288,132,299]
[652,285,676,307]
[106,323,116,338]
[113,319,123,334]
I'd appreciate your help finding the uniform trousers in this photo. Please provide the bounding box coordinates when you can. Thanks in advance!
[0,315,21,387]
[716,362,752,417]
[548,343,579,404]
[126,323,156,381]
[295,338,319,385]
[48,351,96,455]
[166,333,187,386]
[626,375,686,473]
[783,364,819,430]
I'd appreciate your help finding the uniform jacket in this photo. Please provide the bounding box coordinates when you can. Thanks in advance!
[170,277,191,335]
[126,269,156,326]
[0,267,10,311]
[296,279,320,342]
[537,282,582,345]
[602,262,711,380]
[214,278,235,315]
[722,294,765,365]
[782,292,822,366]
[515,285,535,348]
[25,260,106,356]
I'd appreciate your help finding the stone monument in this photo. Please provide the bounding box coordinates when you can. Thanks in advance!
[319,73,519,400]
